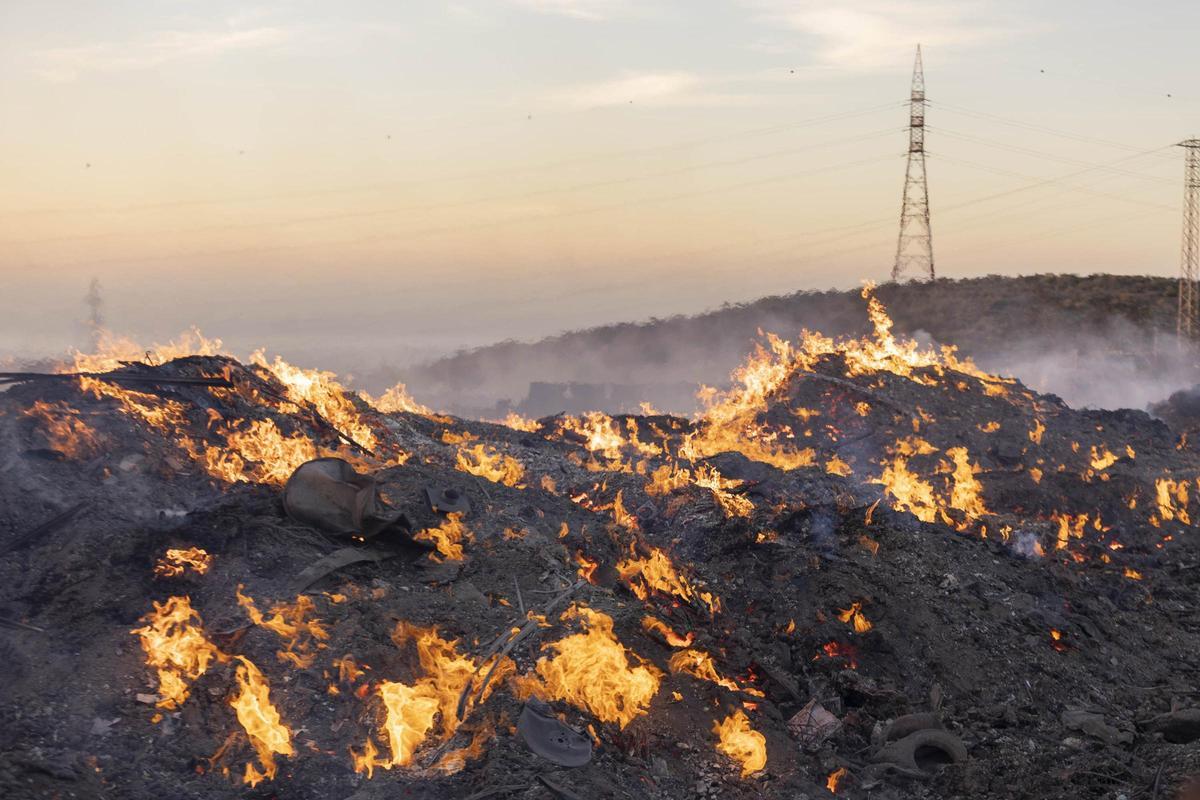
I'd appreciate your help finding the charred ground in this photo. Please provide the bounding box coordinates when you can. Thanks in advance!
[1,288,1200,800]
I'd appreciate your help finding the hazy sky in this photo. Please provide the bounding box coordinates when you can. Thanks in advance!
[1,1,1197,368]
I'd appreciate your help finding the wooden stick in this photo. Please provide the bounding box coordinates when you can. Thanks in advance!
[454,578,586,721]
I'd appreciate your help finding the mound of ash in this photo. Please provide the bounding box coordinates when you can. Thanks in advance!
[2,288,1199,800]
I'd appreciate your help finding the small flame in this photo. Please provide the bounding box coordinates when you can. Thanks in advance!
[712,710,766,777]
[22,400,102,459]
[130,596,225,709]
[415,513,472,561]
[827,766,847,793]
[455,444,525,486]
[237,587,329,669]
[836,602,873,634]
[153,547,212,578]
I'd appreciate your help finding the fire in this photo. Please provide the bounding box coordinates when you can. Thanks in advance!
[415,513,472,561]
[455,443,525,486]
[237,587,330,669]
[669,649,761,696]
[22,400,101,459]
[611,489,640,529]
[827,766,847,793]
[67,327,225,374]
[641,615,695,648]
[497,411,539,431]
[819,641,859,668]
[80,377,187,431]
[1153,478,1190,525]
[874,456,939,523]
[524,605,661,729]
[191,419,318,485]
[130,596,225,709]
[616,545,714,611]
[561,411,662,462]
[946,447,989,521]
[251,351,377,451]
[1089,445,1119,471]
[677,285,1010,475]
[153,547,212,578]
[230,656,294,786]
[825,455,853,477]
[693,464,754,517]
[644,463,693,496]
[354,622,507,775]
[1029,418,1046,444]
[836,602,873,633]
[712,710,766,777]
[360,382,432,416]
[575,551,600,583]
[1052,513,1090,551]
[1124,567,1144,580]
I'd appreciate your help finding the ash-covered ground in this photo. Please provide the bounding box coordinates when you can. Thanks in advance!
[2,288,1200,800]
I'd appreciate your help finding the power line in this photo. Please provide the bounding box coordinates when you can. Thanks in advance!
[4,102,905,219]
[4,128,900,248]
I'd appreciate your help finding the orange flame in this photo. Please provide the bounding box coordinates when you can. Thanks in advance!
[230,656,294,786]
[641,615,695,648]
[455,444,525,486]
[414,513,472,561]
[524,605,661,729]
[130,596,225,709]
[153,547,212,578]
[712,710,766,777]
[836,602,873,634]
[22,400,102,459]
[237,587,329,669]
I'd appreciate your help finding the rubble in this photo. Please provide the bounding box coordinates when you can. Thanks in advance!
[1,287,1199,799]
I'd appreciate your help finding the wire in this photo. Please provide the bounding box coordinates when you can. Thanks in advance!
[930,127,1178,185]
[937,154,1175,212]
[935,102,1182,156]
[3,128,901,248]
[35,153,900,270]
[5,102,906,219]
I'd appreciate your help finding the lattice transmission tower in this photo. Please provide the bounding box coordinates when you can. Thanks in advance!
[892,44,935,282]
[1178,139,1200,340]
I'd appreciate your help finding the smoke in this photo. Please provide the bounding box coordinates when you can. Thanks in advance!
[967,319,1199,412]
[391,280,1197,418]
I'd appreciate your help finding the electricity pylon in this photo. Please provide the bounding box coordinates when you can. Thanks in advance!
[892,45,935,282]
[1178,139,1200,340]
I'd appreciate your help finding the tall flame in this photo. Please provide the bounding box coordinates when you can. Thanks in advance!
[230,656,294,786]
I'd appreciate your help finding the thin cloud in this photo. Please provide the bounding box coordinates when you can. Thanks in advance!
[550,71,764,108]
[32,26,293,82]
[748,1,1033,71]
[506,0,629,22]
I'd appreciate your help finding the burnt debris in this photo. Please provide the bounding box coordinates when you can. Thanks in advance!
[1,287,1200,799]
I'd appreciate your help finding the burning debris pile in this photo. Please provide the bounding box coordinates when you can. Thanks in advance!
[2,286,1200,800]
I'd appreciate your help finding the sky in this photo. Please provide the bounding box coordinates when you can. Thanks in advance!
[0,0,1197,370]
